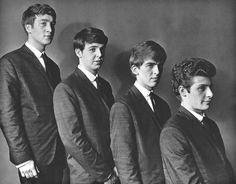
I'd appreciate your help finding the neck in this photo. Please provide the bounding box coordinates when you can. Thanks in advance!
[27,39,45,53]
[181,102,204,115]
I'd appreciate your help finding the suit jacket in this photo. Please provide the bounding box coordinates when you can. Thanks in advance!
[160,106,236,184]
[110,85,171,184]
[0,45,65,167]
[53,68,115,184]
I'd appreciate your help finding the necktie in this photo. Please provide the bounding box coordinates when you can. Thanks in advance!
[95,76,110,108]
[95,76,102,95]
[149,92,157,112]
[201,116,211,126]
[41,53,55,88]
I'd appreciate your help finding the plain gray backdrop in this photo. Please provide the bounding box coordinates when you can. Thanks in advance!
[0,0,235,183]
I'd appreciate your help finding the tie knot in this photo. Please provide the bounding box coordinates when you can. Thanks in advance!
[149,91,155,97]
[41,53,47,60]
[201,116,211,125]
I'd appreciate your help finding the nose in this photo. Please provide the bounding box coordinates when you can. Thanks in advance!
[96,49,102,57]
[153,64,160,74]
[46,23,53,32]
[206,87,213,98]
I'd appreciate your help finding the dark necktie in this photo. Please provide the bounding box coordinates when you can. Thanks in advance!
[149,92,157,112]
[41,53,56,88]
[201,116,211,126]
[95,76,110,108]
[95,76,103,95]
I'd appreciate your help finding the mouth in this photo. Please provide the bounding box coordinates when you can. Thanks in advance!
[151,77,159,81]
[94,59,103,64]
[44,35,52,40]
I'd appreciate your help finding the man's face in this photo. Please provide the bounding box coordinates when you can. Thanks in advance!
[133,59,162,90]
[182,76,213,114]
[26,14,55,51]
[77,42,106,75]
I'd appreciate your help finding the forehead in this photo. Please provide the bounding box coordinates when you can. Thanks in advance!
[35,14,54,22]
[191,76,211,86]
[84,42,105,48]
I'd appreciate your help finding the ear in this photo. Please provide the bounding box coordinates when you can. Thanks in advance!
[131,65,139,76]
[25,24,32,33]
[75,48,82,58]
[178,85,188,98]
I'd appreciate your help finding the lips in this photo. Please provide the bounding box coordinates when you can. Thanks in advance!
[94,59,103,63]
[44,35,52,39]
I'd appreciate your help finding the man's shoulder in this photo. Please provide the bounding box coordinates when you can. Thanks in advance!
[115,87,138,107]
[1,46,25,61]
[59,71,80,86]
[164,111,189,129]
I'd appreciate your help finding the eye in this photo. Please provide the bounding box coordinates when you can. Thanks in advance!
[89,48,96,52]
[40,22,47,27]
[198,86,206,92]
[145,63,155,68]
[51,21,56,26]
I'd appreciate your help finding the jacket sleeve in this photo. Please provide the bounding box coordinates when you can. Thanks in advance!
[53,83,111,182]
[0,57,33,165]
[110,102,142,184]
[160,127,204,184]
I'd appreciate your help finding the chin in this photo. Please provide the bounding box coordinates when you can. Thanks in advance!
[202,106,210,111]
[151,83,158,88]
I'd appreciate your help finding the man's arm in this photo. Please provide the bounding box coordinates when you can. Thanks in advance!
[160,127,204,184]
[0,58,37,178]
[53,83,112,182]
[0,58,33,163]
[110,102,142,184]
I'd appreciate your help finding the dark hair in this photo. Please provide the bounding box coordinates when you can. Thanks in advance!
[171,57,216,96]
[73,27,108,51]
[129,40,167,69]
[22,4,56,33]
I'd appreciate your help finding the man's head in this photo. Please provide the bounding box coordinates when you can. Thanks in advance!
[73,27,108,75]
[129,40,167,90]
[22,4,56,51]
[172,58,216,114]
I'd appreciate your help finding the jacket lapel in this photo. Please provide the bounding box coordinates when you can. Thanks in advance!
[74,68,110,112]
[21,45,54,92]
[178,106,226,158]
[130,86,162,130]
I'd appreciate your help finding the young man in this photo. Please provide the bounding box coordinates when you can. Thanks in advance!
[110,40,171,184]
[160,58,235,184]
[0,4,65,184]
[53,27,119,184]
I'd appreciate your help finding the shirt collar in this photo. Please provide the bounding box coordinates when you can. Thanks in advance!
[134,81,152,98]
[25,42,43,58]
[78,64,98,82]
[181,103,204,122]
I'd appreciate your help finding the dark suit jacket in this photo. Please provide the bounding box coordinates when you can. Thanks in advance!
[110,86,171,184]
[160,106,235,184]
[0,45,65,167]
[53,68,115,184]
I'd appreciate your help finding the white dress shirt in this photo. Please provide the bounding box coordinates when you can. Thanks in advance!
[77,65,98,88]
[25,42,46,69]
[134,81,155,111]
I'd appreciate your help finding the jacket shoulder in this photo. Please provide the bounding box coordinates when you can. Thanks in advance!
[1,47,26,61]
[115,89,134,106]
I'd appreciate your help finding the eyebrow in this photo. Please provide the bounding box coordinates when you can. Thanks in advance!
[88,45,104,49]
[144,61,158,65]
